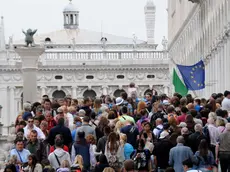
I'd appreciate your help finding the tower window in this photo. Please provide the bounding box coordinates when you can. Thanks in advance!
[45,37,51,42]
[70,14,74,24]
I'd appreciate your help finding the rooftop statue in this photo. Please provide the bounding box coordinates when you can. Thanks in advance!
[22,29,37,47]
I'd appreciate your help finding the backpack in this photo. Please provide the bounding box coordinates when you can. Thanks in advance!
[132,150,149,170]
[156,127,164,139]
[203,126,211,146]
[107,152,120,169]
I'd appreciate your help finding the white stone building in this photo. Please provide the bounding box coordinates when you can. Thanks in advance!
[0,0,169,133]
[168,0,230,98]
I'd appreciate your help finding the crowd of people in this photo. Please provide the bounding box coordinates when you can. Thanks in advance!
[3,83,230,172]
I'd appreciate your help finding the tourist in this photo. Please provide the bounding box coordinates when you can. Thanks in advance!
[169,136,194,172]
[94,154,109,172]
[24,154,43,172]
[25,130,47,163]
[23,117,45,140]
[10,139,31,166]
[96,126,111,154]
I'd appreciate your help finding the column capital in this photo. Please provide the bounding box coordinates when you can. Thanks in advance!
[40,85,47,89]
[9,86,15,90]
[71,86,78,89]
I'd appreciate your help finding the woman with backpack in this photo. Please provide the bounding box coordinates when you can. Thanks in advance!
[194,139,217,172]
[130,139,152,172]
[104,132,125,172]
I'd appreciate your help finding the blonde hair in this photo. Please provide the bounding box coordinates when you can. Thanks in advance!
[9,155,17,164]
[103,167,115,172]
[114,121,124,133]
[61,160,70,168]
[67,106,76,113]
[73,155,84,170]
[216,118,225,127]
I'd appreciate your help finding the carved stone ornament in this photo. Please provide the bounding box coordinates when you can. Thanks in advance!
[156,72,164,79]
[96,72,105,80]
[136,73,145,80]
[45,74,53,81]
[127,72,134,80]
[65,73,73,81]
[2,75,11,82]
[75,73,84,80]
[13,74,22,81]
[107,73,115,80]
[37,74,43,81]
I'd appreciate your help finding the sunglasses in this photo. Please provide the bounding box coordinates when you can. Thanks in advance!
[28,121,34,123]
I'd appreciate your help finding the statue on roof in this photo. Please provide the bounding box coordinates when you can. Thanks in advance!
[22,29,37,47]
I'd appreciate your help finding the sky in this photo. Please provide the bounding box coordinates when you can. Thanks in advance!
[0,0,168,49]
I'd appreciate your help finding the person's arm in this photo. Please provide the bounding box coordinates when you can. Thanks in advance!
[168,149,173,166]
[41,141,47,161]
[71,145,76,163]
[215,144,219,164]
[66,128,73,147]
[38,128,46,140]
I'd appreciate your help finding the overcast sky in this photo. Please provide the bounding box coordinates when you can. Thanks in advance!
[0,0,168,49]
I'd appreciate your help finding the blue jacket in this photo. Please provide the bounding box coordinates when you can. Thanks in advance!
[169,143,194,172]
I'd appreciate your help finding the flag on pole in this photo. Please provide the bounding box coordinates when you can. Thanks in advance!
[177,60,205,90]
[173,68,188,96]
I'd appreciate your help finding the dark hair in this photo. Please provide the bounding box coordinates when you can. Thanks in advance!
[28,154,38,172]
[216,109,224,118]
[120,92,128,100]
[181,106,188,113]
[124,159,135,171]
[145,92,152,97]
[90,112,96,120]
[17,128,24,133]
[104,126,111,136]
[108,111,117,119]
[4,164,17,172]
[30,130,38,135]
[136,139,145,150]
[14,138,24,144]
[198,139,209,157]
[167,106,175,114]
[165,167,175,172]
[99,154,108,164]
[195,99,201,105]
[121,106,128,114]
[58,118,65,126]
[182,158,193,168]
[78,131,85,139]
[83,97,90,104]
[83,116,90,123]
[217,93,223,98]
[190,109,197,118]
[44,99,51,104]
[55,138,64,147]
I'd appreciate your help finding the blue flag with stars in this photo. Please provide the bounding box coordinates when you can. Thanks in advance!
[177,60,205,90]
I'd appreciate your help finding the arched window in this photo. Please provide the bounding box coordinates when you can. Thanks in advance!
[113,89,126,98]
[45,37,51,42]
[70,14,74,24]
[83,90,97,99]
[52,90,66,99]
[147,75,155,79]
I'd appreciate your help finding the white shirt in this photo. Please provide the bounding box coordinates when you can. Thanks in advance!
[207,124,219,146]
[66,112,74,131]
[23,125,45,139]
[153,124,163,137]
[222,97,230,112]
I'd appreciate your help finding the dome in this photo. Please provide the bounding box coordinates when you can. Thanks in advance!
[63,1,78,12]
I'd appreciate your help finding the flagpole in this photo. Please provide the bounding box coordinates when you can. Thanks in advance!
[169,57,198,98]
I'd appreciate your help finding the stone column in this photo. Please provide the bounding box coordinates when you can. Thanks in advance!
[102,86,108,96]
[15,47,45,103]
[72,86,77,98]
[40,86,47,97]
[9,86,15,125]
[163,85,169,96]
[0,85,8,135]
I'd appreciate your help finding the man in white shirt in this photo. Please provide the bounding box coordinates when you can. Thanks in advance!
[153,118,163,138]
[23,116,45,140]
[222,90,230,113]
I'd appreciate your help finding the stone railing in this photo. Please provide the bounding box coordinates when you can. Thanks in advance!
[4,50,168,66]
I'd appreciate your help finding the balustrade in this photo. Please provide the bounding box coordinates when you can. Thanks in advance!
[7,50,168,63]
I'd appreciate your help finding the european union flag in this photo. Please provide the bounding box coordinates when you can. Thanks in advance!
[177,60,205,90]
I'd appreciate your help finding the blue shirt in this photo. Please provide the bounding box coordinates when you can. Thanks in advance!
[124,143,134,160]
[10,149,31,163]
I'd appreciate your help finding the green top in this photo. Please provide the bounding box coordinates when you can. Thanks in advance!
[119,115,135,124]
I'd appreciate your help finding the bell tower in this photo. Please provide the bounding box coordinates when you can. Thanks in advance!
[144,0,156,44]
[0,16,6,51]
[63,0,79,29]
